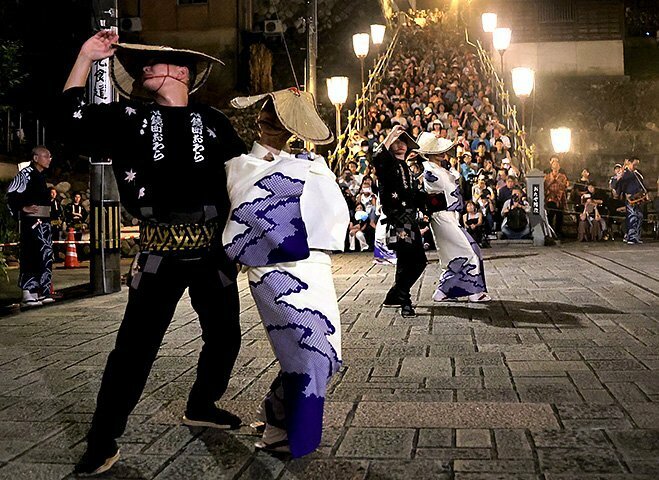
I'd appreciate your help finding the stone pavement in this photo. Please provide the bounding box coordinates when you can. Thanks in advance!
[0,242,657,479]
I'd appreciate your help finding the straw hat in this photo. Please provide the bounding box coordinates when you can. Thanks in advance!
[231,88,333,145]
[415,132,456,155]
[110,43,224,100]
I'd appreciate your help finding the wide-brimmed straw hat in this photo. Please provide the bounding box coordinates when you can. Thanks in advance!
[110,43,224,100]
[415,132,456,155]
[231,88,333,145]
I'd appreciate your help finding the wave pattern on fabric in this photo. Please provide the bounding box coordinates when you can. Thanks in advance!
[7,166,32,195]
[225,173,309,266]
[250,269,341,457]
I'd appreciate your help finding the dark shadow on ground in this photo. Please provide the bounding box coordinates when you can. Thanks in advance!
[191,427,282,479]
[426,300,621,328]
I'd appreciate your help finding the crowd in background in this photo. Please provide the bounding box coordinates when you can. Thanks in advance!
[336,13,531,251]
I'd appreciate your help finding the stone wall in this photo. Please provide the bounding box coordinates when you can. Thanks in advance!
[533,128,659,188]
[525,77,659,188]
[494,40,625,77]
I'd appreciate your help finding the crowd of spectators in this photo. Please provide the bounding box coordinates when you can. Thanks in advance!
[543,157,648,242]
[336,12,531,251]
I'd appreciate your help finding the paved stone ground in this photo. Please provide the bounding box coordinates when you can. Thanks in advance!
[0,242,658,479]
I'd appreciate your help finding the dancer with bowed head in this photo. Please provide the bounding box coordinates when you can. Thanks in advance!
[415,132,491,303]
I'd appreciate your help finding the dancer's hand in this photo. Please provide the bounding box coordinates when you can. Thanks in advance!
[80,30,119,62]
[383,125,406,150]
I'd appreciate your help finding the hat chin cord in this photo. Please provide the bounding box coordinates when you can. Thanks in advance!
[144,65,189,94]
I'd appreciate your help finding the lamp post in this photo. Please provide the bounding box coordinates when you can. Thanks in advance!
[551,127,572,154]
[352,33,370,94]
[492,27,511,72]
[511,67,535,133]
[327,76,349,145]
[481,12,497,33]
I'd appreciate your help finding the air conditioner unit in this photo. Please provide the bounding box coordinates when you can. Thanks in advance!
[120,17,143,32]
[264,19,284,35]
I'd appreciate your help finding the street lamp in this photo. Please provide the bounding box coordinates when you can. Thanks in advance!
[370,24,386,46]
[493,27,512,72]
[511,67,535,132]
[327,76,349,145]
[551,127,572,154]
[481,13,497,33]
[352,33,370,94]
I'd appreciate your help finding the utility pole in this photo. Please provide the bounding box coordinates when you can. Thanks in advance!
[89,0,121,295]
[305,0,318,150]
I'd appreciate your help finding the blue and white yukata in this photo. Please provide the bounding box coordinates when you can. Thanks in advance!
[223,142,349,457]
[423,161,488,299]
[373,206,397,265]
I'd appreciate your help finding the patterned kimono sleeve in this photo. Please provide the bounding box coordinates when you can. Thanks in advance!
[6,168,31,218]
[61,87,117,157]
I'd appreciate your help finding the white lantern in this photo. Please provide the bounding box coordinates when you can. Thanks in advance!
[352,33,370,59]
[493,27,512,52]
[326,76,349,106]
[551,127,572,153]
[512,67,535,97]
[482,13,497,33]
[370,24,386,45]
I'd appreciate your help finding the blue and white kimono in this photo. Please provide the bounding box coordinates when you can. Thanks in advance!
[423,161,487,298]
[223,142,349,457]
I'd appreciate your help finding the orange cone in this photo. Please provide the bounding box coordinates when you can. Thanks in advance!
[64,228,80,268]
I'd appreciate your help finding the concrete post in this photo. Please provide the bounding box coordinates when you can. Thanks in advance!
[525,168,547,246]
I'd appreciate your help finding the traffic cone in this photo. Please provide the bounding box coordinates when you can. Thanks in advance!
[64,228,80,268]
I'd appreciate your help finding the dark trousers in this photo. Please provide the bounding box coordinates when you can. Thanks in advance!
[18,218,53,295]
[546,201,564,236]
[387,225,427,305]
[87,252,241,448]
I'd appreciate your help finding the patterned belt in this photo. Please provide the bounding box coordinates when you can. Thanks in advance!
[139,221,219,252]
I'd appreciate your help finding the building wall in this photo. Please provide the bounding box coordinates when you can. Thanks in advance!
[494,40,625,76]
[485,0,625,77]
[491,0,624,43]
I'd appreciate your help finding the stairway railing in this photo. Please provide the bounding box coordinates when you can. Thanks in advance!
[328,25,401,173]
[465,29,534,175]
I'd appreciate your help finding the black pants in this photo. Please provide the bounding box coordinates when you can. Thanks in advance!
[87,251,241,448]
[387,225,427,305]
[546,201,564,236]
[18,217,53,295]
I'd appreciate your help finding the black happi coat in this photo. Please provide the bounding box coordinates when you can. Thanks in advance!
[371,147,424,220]
[61,87,246,226]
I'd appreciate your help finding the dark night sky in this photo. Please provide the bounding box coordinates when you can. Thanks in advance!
[2,1,92,116]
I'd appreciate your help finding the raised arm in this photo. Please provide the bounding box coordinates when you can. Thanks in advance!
[64,30,119,91]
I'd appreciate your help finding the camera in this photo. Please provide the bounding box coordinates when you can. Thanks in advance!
[512,194,519,203]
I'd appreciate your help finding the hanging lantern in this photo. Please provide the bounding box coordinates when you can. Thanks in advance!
[482,13,497,33]
[493,27,512,52]
[370,24,386,45]
[326,76,349,106]
[352,33,370,59]
[512,67,535,97]
[551,127,572,153]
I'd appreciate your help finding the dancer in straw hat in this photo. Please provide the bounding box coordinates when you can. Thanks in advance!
[61,30,247,475]
[415,132,491,303]
[223,88,349,457]
[372,124,427,318]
